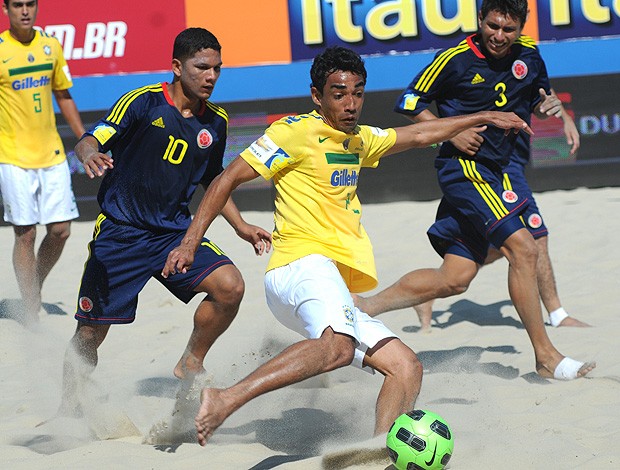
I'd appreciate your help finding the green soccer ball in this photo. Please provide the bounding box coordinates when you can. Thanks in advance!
[386,409,454,470]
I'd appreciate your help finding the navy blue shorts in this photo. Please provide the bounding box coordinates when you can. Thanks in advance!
[75,214,234,324]
[502,161,548,239]
[427,157,530,265]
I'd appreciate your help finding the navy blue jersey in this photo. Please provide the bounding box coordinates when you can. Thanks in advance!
[395,34,550,167]
[87,82,228,231]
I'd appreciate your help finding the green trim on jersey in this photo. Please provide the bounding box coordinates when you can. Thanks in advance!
[9,63,53,76]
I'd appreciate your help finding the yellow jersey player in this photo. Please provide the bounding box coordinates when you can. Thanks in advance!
[0,0,85,324]
[161,45,531,445]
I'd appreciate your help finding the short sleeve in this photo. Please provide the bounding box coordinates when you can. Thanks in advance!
[359,126,397,168]
[50,36,73,91]
[240,118,299,180]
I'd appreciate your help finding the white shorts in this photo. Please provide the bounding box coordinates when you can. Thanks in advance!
[264,254,397,374]
[0,161,79,225]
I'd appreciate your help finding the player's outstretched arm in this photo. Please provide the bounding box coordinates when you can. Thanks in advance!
[387,111,532,156]
[162,156,260,277]
[407,109,488,157]
[75,135,114,179]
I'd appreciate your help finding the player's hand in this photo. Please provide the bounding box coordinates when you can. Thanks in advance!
[485,111,533,136]
[81,152,114,179]
[538,88,563,118]
[161,245,195,278]
[563,115,580,156]
[235,223,272,256]
[449,126,487,156]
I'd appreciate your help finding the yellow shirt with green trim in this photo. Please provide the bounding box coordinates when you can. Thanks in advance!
[0,29,72,168]
[241,110,397,293]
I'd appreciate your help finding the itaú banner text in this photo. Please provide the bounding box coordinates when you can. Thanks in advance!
[288,0,620,61]
[34,0,186,76]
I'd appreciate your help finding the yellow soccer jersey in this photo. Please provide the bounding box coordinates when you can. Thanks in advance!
[0,29,72,168]
[241,110,397,293]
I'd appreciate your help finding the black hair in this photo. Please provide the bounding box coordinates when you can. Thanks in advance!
[480,0,528,27]
[310,46,367,94]
[172,27,221,62]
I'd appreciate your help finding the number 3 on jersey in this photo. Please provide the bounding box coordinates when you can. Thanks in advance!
[494,82,507,107]
[163,135,188,164]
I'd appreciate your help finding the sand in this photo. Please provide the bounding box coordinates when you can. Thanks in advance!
[0,186,618,469]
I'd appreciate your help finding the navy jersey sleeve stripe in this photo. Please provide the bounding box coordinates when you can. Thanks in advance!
[106,84,163,125]
[415,40,470,93]
[205,100,229,123]
[516,35,537,49]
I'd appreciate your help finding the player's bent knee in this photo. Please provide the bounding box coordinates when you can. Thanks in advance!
[213,268,245,306]
[395,348,423,382]
[47,222,72,241]
[437,280,469,298]
[504,230,539,265]
[320,332,356,369]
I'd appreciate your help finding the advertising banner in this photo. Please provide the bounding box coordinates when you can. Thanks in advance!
[537,0,620,41]
[288,0,481,60]
[32,0,185,76]
[531,74,620,167]
[288,0,620,61]
[2,1,617,74]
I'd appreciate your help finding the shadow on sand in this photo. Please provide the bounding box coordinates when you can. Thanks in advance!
[402,299,522,333]
[0,298,68,325]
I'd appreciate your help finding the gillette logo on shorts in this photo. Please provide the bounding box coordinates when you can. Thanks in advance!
[248,134,291,171]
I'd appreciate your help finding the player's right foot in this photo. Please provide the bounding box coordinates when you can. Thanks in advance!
[195,388,231,446]
[556,316,591,327]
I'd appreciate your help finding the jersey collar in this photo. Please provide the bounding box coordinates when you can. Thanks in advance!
[467,33,515,61]
[162,82,207,116]
[466,34,486,59]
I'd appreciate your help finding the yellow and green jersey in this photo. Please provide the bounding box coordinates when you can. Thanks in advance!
[0,29,72,168]
[241,110,397,293]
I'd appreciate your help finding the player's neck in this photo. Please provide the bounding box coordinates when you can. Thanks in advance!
[167,81,202,118]
[9,26,36,44]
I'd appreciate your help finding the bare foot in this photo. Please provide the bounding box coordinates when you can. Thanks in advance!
[413,301,433,332]
[557,316,591,327]
[195,388,230,446]
[536,357,596,380]
[174,350,206,379]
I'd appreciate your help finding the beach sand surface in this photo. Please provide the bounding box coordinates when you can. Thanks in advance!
[0,187,618,469]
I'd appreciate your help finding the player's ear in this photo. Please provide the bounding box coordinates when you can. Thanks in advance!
[310,86,322,107]
[171,58,182,79]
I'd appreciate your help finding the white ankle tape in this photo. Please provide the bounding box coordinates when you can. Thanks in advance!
[549,308,569,327]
